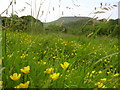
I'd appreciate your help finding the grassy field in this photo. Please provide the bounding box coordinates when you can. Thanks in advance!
[2,30,119,88]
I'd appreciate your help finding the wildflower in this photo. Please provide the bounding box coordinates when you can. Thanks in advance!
[98,71,102,74]
[20,55,25,59]
[84,80,87,84]
[71,53,74,55]
[94,52,96,54]
[112,73,119,77]
[42,62,46,65]
[44,51,47,54]
[95,82,104,88]
[53,56,56,59]
[20,66,30,74]
[8,54,13,58]
[50,73,60,80]
[0,81,3,86]
[14,81,30,88]
[38,60,46,65]
[92,70,95,74]
[32,57,36,60]
[102,85,107,88]
[107,71,111,74]
[44,68,54,74]
[100,78,106,82]
[95,82,100,85]
[90,74,92,77]
[17,51,20,53]
[87,72,90,75]
[98,83,103,88]
[75,53,77,55]
[85,75,89,78]
[82,60,85,62]
[2,57,4,60]
[67,70,70,72]
[60,62,70,70]
[10,73,21,81]
[104,59,107,62]
[72,68,75,71]
[25,54,28,57]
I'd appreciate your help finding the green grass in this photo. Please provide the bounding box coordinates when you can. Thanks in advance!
[0,30,2,89]
[2,31,119,88]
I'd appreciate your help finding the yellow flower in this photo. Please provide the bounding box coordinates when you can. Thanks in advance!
[104,59,107,62]
[95,82,100,85]
[20,55,25,59]
[72,68,75,71]
[50,73,60,80]
[0,81,3,86]
[43,62,47,65]
[44,68,54,74]
[10,73,21,81]
[100,78,106,82]
[53,56,56,59]
[38,60,46,65]
[98,71,102,74]
[20,66,30,74]
[25,54,28,57]
[107,72,111,74]
[32,57,36,60]
[92,70,95,74]
[90,74,92,77]
[98,83,103,88]
[60,62,70,70]
[87,72,90,75]
[102,85,107,88]
[14,81,30,88]
[95,82,104,88]
[112,73,119,77]
[44,51,47,54]
[67,70,70,72]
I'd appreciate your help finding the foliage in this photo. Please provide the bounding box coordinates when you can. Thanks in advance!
[61,18,119,37]
[1,15,43,33]
[45,24,67,34]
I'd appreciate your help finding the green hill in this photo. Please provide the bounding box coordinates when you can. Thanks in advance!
[43,16,91,26]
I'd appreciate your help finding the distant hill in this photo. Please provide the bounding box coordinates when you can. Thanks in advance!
[43,16,91,26]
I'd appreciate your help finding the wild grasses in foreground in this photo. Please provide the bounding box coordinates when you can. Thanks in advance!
[2,31,119,88]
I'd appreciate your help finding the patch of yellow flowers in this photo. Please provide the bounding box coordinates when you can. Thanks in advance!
[100,78,107,82]
[95,82,107,88]
[112,73,119,77]
[44,68,54,74]
[9,66,30,88]
[38,60,46,65]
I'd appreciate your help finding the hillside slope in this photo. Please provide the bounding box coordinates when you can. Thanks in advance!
[44,16,90,26]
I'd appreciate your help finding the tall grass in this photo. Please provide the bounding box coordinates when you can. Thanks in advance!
[2,31,119,88]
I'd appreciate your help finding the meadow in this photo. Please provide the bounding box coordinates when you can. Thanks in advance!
[2,30,119,88]
[1,0,119,88]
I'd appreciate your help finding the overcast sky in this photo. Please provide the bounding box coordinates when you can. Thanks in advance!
[0,0,119,22]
